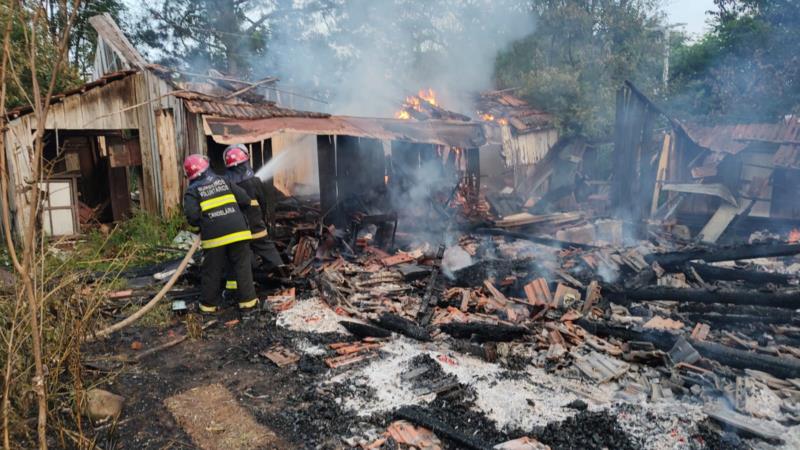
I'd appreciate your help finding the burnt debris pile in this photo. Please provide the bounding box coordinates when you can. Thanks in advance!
[240,164,800,449]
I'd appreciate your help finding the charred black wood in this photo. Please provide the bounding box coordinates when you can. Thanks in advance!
[688,263,793,285]
[577,319,800,379]
[473,227,598,250]
[394,405,493,450]
[681,313,795,326]
[678,303,796,322]
[692,339,800,379]
[449,340,497,362]
[417,244,445,326]
[339,321,392,339]
[439,322,529,342]
[646,242,800,269]
[611,286,800,309]
[376,313,431,341]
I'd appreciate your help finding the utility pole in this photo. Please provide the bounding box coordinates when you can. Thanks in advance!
[649,23,686,93]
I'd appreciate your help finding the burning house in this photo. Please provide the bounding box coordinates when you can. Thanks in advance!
[2,14,488,238]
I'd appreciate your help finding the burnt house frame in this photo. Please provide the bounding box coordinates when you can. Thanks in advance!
[2,14,487,238]
[612,81,800,242]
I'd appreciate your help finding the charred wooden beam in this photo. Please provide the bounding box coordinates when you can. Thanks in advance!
[646,242,800,268]
[473,227,598,250]
[678,303,796,321]
[339,321,392,339]
[687,262,793,285]
[376,313,431,341]
[439,322,529,342]
[611,286,800,309]
[681,313,795,326]
[577,319,800,379]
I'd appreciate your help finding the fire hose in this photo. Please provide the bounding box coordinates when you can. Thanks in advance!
[87,236,201,342]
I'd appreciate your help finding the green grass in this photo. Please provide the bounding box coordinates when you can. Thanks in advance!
[124,301,173,328]
[73,210,189,272]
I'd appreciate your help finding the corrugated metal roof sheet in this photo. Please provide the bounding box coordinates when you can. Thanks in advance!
[179,94,329,120]
[204,115,486,148]
[679,118,800,170]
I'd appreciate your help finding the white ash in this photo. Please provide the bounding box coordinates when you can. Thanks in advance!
[275,297,348,334]
[293,338,328,356]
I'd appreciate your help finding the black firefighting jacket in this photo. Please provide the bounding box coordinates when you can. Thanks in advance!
[183,172,252,248]
[224,164,269,239]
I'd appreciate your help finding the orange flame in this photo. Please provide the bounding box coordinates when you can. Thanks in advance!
[395,88,438,120]
[418,88,437,106]
[790,228,800,243]
[481,113,495,121]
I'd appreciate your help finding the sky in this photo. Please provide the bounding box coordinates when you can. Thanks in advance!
[665,0,716,36]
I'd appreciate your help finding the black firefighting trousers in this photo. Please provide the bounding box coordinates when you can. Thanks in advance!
[251,236,283,271]
[201,240,256,307]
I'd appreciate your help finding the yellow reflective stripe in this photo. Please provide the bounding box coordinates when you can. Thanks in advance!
[200,194,236,211]
[199,303,217,313]
[225,280,238,289]
[239,298,258,309]
[249,199,259,206]
[251,229,268,239]
[201,230,252,249]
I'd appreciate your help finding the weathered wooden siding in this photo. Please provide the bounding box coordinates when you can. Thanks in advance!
[501,127,559,167]
[3,115,35,235]
[4,70,189,235]
[156,108,181,214]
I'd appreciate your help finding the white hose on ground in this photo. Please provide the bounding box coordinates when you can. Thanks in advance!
[87,236,201,342]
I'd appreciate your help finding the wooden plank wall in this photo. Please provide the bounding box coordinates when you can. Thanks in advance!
[156,108,181,214]
[4,116,34,234]
[4,70,189,235]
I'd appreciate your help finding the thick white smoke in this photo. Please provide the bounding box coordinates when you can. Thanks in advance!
[261,0,535,116]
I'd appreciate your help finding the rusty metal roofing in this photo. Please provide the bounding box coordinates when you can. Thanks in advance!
[177,91,329,120]
[678,118,800,170]
[477,90,556,132]
[204,115,486,148]
[6,69,139,119]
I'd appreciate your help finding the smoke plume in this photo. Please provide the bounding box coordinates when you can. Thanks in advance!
[261,0,535,116]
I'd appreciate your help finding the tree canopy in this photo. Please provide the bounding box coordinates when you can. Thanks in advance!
[493,0,667,139]
[667,0,800,123]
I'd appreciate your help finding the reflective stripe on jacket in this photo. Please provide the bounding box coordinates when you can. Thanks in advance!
[183,173,252,249]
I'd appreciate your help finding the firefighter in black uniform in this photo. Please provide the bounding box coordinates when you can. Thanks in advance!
[222,144,283,275]
[182,154,259,313]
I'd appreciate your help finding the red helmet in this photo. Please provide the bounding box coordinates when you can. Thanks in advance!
[183,154,210,180]
[223,144,249,168]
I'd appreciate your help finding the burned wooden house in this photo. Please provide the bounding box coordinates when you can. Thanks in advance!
[612,81,800,243]
[2,14,487,237]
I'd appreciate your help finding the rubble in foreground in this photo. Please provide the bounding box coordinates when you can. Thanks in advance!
[246,191,800,449]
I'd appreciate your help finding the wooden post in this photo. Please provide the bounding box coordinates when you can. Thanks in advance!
[650,132,671,216]
[317,135,337,225]
[155,108,180,214]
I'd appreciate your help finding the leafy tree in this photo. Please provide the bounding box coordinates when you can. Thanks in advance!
[1,2,82,109]
[668,0,800,122]
[66,0,127,77]
[494,0,667,139]
[130,0,335,77]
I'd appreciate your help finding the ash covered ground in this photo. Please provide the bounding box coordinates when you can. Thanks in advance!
[84,292,800,450]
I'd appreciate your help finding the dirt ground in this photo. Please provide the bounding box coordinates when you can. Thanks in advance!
[86,308,346,449]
